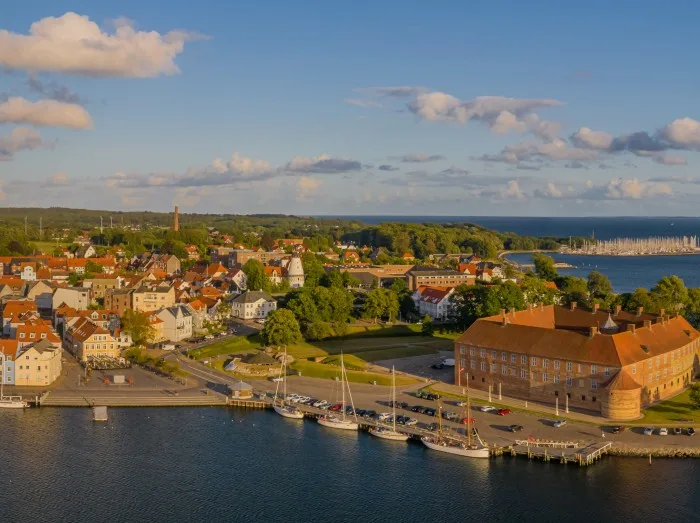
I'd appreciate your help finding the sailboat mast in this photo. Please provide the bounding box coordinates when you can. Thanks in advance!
[283,347,287,403]
[466,384,471,446]
[341,354,346,421]
[438,400,443,440]
[392,366,396,432]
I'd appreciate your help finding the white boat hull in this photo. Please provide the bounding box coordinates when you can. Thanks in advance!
[273,405,305,419]
[0,400,27,409]
[422,438,490,458]
[317,417,359,431]
[369,428,409,441]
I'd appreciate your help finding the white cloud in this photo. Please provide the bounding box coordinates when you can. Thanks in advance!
[659,117,700,150]
[296,176,322,202]
[488,111,561,140]
[535,182,564,198]
[0,127,46,160]
[604,178,672,199]
[209,152,272,176]
[408,93,563,126]
[344,98,383,108]
[473,139,597,165]
[652,154,687,166]
[570,127,613,150]
[478,180,526,201]
[42,172,71,187]
[504,180,525,200]
[284,154,361,173]
[0,12,201,77]
[0,97,92,128]
[356,86,428,98]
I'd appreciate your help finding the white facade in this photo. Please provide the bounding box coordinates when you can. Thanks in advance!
[286,254,305,288]
[230,291,277,320]
[156,305,194,342]
[53,288,91,311]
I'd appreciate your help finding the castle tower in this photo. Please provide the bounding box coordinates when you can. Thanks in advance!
[286,254,305,288]
[173,206,179,232]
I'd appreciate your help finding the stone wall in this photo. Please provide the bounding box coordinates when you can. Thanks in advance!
[601,388,641,420]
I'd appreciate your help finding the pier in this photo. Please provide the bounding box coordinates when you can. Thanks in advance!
[505,441,612,465]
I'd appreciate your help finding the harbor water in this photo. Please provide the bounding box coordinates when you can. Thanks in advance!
[1,407,698,522]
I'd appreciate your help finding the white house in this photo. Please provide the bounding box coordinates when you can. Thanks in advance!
[412,286,455,321]
[230,291,277,320]
[156,305,194,342]
[52,287,91,311]
[226,268,247,292]
[20,263,37,281]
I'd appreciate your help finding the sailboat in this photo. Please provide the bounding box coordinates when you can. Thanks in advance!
[421,382,489,458]
[369,366,409,441]
[0,353,27,409]
[318,353,359,431]
[272,347,304,419]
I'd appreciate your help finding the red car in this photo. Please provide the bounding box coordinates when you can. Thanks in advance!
[329,403,343,412]
[459,417,475,425]
[497,408,511,416]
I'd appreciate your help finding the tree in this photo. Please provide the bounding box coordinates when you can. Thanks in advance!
[384,289,400,322]
[587,271,613,299]
[68,271,80,286]
[260,232,275,251]
[362,288,387,323]
[242,259,268,291]
[621,288,656,313]
[301,253,326,288]
[532,253,558,281]
[652,276,689,312]
[85,260,104,274]
[689,383,700,410]
[421,315,434,336]
[305,321,334,341]
[520,277,557,306]
[261,309,302,346]
[122,309,155,347]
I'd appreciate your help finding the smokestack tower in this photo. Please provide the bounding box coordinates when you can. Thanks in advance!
[173,206,180,232]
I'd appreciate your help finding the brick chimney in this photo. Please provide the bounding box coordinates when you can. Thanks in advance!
[570,301,577,311]
[593,303,599,313]
[627,324,636,334]
[659,308,665,317]
[615,305,622,315]
[589,326,598,338]
[637,307,644,316]
[644,319,652,329]
[173,205,180,232]
[501,316,508,326]
[510,307,516,317]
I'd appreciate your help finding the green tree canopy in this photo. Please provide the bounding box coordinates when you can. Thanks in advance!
[532,253,558,281]
[242,259,269,291]
[261,309,302,346]
[122,309,155,347]
[587,271,613,299]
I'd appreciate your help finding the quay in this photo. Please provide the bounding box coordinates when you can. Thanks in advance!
[504,440,613,466]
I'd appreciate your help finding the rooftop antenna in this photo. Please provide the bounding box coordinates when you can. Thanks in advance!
[110,216,113,229]
[100,216,103,235]
[24,216,27,236]
[39,217,43,239]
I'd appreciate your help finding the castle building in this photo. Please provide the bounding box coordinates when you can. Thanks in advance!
[454,303,700,421]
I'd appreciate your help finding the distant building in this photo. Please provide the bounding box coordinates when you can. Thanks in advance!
[53,287,90,311]
[64,317,120,362]
[13,339,62,386]
[286,254,305,288]
[230,291,277,320]
[412,286,455,321]
[406,266,473,291]
[156,305,194,342]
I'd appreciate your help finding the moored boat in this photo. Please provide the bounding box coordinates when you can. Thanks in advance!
[317,353,359,432]
[273,404,305,419]
[272,347,304,420]
[369,366,408,442]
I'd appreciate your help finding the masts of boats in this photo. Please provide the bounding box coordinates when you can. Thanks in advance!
[272,346,304,420]
[318,353,359,431]
[369,366,408,441]
[0,353,27,409]
[421,380,489,459]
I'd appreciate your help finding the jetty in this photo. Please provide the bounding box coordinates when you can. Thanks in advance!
[503,440,612,466]
[93,406,108,422]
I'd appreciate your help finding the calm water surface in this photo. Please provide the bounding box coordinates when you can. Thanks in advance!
[0,408,698,522]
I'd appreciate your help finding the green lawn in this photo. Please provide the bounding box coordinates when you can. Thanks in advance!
[641,389,700,425]
[321,354,369,370]
[188,335,262,359]
[290,360,419,386]
[351,345,440,362]
[34,240,69,253]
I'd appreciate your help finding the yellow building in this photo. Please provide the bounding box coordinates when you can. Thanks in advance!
[14,339,62,386]
[132,283,176,312]
[64,317,120,362]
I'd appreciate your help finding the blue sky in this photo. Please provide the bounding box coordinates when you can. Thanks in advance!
[1,1,699,216]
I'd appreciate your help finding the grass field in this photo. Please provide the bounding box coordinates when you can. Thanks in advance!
[351,345,440,362]
[33,240,69,253]
[640,389,700,425]
[290,360,419,386]
[321,354,368,370]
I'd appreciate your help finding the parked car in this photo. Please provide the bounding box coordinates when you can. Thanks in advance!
[553,419,567,428]
[426,422,439,431]
[497,408,511,416]
[405,418,418,426]
[479,405,497,413]
[378,412,392,421]
[459,417,475,425]
[442,411,459,421]
[643,427,654,436]
[431,363,445,370]
[673,427,682,435]
[329,403,343,412]
[509,424,524,432]
[688,428,696,436]
[456,401,467,407]
[312,399,327,408]
[270,376,283,382]
[611,426,625,434]
[424,408,436,417]
[658,428,668,436]
[396,416,409,425]
[363,410,376,418]
[411,405,423,413]
[425,393,440,401]
[204,335,214,340]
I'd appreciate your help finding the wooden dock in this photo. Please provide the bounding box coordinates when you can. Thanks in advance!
[502,440,613,465]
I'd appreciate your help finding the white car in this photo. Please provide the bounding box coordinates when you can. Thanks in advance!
[643,427,654,436]
[456,401,467,407]
[405,418,418,426]
[658,428,668,436]
[553,419,567,428]
[378,412,392,421]
[313,400,327,408]
[270,376,283,383]
[479,405,497,413]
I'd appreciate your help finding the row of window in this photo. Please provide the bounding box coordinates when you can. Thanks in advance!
[18,332,48,339]
[473,361,599,389]
[467,348,613,376]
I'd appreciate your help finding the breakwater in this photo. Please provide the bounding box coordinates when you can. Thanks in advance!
[609,446,700,459]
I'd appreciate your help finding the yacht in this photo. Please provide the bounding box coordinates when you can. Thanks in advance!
[318,353,359,431]
[369,366,408,442]
[272,347,304,420]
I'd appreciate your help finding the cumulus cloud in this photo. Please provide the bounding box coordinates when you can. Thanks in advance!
[378,164,399,171]
[344,98,383,108]
[395,152,445,163]
[648,175,700,184]
[473,139,597,165]
[284,155,362,173]
[296,176,322,202]
[652,154,687,166]
[42,172,72,187]
[489,111,561,140]
[658,117,700,150]
[0,12,202,77]
[478,180,526,201]
[0,127,46,160]
[0,97,92,128]
[570,127,613,150]
[439,165,470,175]
[565,160,589,169]
[534,182,564,198]
[609,131,666,153]
[582,178,673,200]
[408,93,563,126]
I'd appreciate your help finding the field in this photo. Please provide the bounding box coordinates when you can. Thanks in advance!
[289,360,419,386]
[640,389,700,425]
[33,240,69,253]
